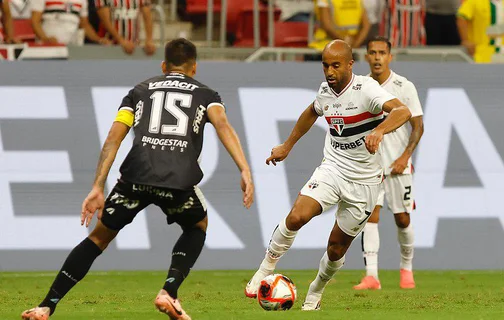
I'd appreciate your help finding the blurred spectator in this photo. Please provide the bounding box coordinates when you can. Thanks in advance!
[457,0,504,63]
[1,0,21,43]
[9,0,30,18]
[363,0,385,43]
[425,0,460,45]
[275,0,312,22]
[95,0,155,55]
[309,0,371,51]
[381,0,425,47]
[31,0,111,45]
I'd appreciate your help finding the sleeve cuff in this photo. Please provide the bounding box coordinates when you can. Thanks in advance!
[207,102,225,110]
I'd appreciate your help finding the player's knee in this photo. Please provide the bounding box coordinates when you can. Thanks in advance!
[285,212,309,231]
[88,222,118,251]
[368,214,380,224]
[394,213,410,228]
[368,206,381,223]
[182,224,207,236]
[327,243,346,261]
[88,234,113,251]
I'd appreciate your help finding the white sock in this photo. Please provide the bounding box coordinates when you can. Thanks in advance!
[397,224,414,271]
[309,252,345,294]
[260,218,298,272]
[361,222,379,279]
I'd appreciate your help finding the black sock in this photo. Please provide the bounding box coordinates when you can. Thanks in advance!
[163,227,206,299]
[39,238,103,315]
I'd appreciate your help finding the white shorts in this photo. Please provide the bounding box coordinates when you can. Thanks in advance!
[300,164,380,237]
[376,174,414,214]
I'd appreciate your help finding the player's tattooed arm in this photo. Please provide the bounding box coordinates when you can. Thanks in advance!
[93,122,130,190]
[366,98,411,154]
[81,121,130,227]
[266,103,318,166]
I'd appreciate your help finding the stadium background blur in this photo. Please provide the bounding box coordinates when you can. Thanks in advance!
[1,1,504,319]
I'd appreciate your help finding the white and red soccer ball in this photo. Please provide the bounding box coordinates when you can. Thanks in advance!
[257,274,297,311]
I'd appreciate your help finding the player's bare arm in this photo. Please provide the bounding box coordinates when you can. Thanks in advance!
[365,98,411,154]
[390,116,424,174]
[207,106,254,209]
[266,102,319,166]
[81,121,130,227]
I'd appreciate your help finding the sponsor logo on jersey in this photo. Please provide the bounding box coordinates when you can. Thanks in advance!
[330,118,345,135]
[148,80,199,91]
[346,102,357,110]
[134,100,143,127]
[141,136,188,152]
[393,80,403,87]
[352,83,362,91]
[330,136,366,150]
[193,105,206,134]
[132,184,174,199]
[113,7,138,20]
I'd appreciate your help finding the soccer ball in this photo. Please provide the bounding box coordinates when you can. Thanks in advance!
[257,274,297,311]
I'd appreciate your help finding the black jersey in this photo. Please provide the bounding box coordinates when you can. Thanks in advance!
[118,72,224,190]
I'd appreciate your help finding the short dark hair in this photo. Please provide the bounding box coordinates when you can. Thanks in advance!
[366,36,392,52]
[164,38,197,67]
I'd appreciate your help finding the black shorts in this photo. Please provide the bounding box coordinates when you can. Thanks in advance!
[100,179,207,231]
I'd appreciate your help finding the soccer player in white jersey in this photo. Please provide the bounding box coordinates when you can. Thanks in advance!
[244,40,412,310]
[354,37,424,290]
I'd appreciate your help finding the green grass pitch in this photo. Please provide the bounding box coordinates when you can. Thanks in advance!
[2,270,503,320]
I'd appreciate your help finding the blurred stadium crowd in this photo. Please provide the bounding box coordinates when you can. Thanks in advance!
[0,0,502,63]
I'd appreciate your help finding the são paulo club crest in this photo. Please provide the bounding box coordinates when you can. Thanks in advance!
[330,118,345,135]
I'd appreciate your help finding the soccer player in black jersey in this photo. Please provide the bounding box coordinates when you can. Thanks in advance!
[21,38,254,320]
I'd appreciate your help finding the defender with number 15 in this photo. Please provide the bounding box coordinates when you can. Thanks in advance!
[21,38,254,320]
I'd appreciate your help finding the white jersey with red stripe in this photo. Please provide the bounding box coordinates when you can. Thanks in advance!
[95,0,150,43]
[377,71,423,175]
[381,0,426,47]
[313,74,396,185]
[31,0,88,44]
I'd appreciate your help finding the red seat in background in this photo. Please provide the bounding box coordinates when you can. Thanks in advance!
[274,21,309,47]
[233,2,281,47]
